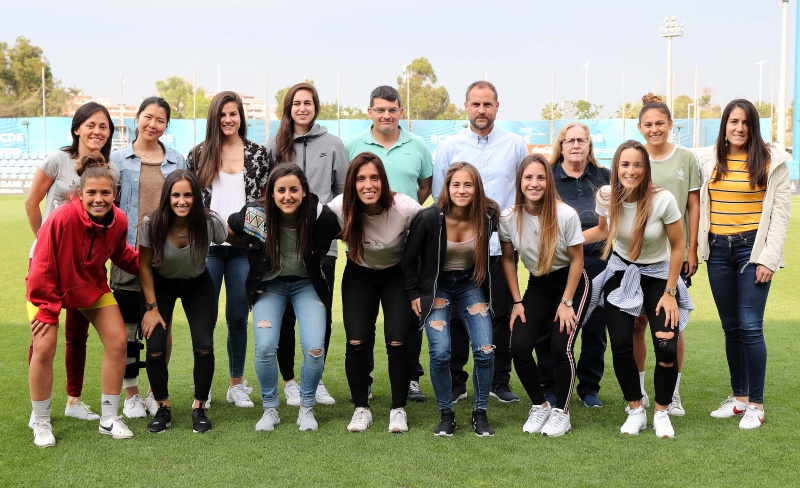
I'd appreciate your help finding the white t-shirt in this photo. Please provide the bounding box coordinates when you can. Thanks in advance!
[327,193,421,270]
[498,202,584,274]
[39,150,120,220]
[210,170,246,246]
[595,185,681,264]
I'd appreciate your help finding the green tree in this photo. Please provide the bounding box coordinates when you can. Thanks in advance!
[155,76,210,119]
[574,99,602,119]
[541,102,562,120]
[397,57,464,120]
[673,94,694,118]
[0,36,77,117]
[614,102,641,119]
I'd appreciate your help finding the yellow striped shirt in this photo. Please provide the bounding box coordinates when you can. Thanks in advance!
[708,158,766,234]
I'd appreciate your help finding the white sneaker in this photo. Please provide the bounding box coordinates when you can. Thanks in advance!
[123,394,147,419]
[284,380,301,407]
[541,408,571,437]
[625,391,650,413]
[653,409,675,438]
[315,380,336,405]
[64,401,100,420]
[347,407,373,432]
[388,408,408,433]
[33,420,56,448]
[255,407,281,431]
[523,403,551,434]
[710,396,747,418]
[28,411,35,429]
[226,384,255,408]
[739,405,765,430]
[144,392,159,417]
[99,416,134,439]
[668,393,686,416]
[297,406,318,431]
[620,406,647,435]
[241,380,254,394]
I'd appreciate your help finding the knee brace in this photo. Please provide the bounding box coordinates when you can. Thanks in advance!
[125,337,145,379]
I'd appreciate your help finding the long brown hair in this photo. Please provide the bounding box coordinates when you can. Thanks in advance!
[549,122,600,168]
[193,91,247,189]
[713,99,770,188]
[515,154,560,276]
[437,162,497,284]
[340,152,394,263]
[147,170,211,270]
[263,164,313,271]
[601,140,656,261]
[275,83,320,163]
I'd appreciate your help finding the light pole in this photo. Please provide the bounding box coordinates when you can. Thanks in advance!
[660,17,684,121]
[582,61,591,101]
[687,103,694,147]
[22,120,30,154]
[755,59,768,107]
[778,0,789,147]
[403,65,412,131]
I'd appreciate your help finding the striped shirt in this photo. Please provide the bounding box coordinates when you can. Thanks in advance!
[708,158,766,234]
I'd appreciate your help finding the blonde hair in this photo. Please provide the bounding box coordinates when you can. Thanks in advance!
[549,122,600,168]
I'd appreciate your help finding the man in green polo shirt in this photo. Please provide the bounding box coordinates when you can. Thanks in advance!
[345,86,433,203]
[344,85,433,404]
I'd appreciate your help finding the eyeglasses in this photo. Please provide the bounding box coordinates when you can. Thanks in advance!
[371,107,401,114]
[562,138,590,146]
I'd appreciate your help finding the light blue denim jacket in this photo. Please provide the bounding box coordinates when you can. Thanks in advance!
[110,144,186,246]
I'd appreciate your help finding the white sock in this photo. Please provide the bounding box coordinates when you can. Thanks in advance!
[122,377,138,389]
[674,373,682,396]
[100,394,120,420]
[32,399,51,423]
[639,371,646,395]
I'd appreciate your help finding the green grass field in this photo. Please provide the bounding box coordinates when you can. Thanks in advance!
[1,195,798,487]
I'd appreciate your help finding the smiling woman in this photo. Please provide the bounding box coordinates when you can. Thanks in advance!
[22,102,119,426]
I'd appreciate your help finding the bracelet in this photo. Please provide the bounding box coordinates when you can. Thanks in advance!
[513,300,523,305]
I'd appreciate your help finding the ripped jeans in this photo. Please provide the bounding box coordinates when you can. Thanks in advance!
[425,269,494,411]
[252,277,327,408]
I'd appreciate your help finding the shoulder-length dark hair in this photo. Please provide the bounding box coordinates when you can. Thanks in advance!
[133,96,171,143]
[515,154,560,276]
[601,140,657,261]
[275,83,320,164]
[62,102,115,160]
[263,163,314,271]
[193,91,247,189]
[437,162,497,284]
[147,170,210,270]
[714,99,770,188]
[340,152,394,264]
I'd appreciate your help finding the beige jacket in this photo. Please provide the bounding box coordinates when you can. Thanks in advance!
[697,142,792,272]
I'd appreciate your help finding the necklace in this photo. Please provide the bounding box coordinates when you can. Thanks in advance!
[173,228,188,238]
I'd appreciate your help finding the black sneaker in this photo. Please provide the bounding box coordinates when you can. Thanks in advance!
[434,409,457,437]
[408,381,427,402]
[471,409,494,437]
[192,407,212,433]
[451,383,467,404]
[490,383,520,403]
[147,405,172,433]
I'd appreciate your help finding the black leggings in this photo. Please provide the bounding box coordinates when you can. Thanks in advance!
[145,269,216,403]
[510,266,590,412]
[604,268,679,407]
[277,255,335,380]
[341,261,412,409]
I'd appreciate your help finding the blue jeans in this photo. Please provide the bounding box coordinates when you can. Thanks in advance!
[206,245,250,379]
[252,277,327,408]
[425,269,494,411]
[706,230,771,404]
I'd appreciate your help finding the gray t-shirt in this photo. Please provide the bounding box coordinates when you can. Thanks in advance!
[39,150,120,220]
[264,226,309,280]
[140,212,228,279]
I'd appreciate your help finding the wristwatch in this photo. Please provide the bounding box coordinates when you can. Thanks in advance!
[145,301,158,311]
[664,287,677,297]
[560,298,573,307]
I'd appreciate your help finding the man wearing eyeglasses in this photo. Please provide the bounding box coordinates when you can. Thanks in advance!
[345,85,434,404]
[345,85,433,203]
[432,81,530,405]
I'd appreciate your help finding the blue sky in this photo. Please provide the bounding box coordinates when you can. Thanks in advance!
[4,0,796,119]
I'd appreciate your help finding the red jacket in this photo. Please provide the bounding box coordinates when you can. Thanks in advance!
[26,198,139,324]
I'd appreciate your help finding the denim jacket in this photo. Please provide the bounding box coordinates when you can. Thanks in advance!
[110,144,186,246]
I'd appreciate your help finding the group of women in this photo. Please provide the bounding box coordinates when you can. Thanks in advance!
[24,86,789,447]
